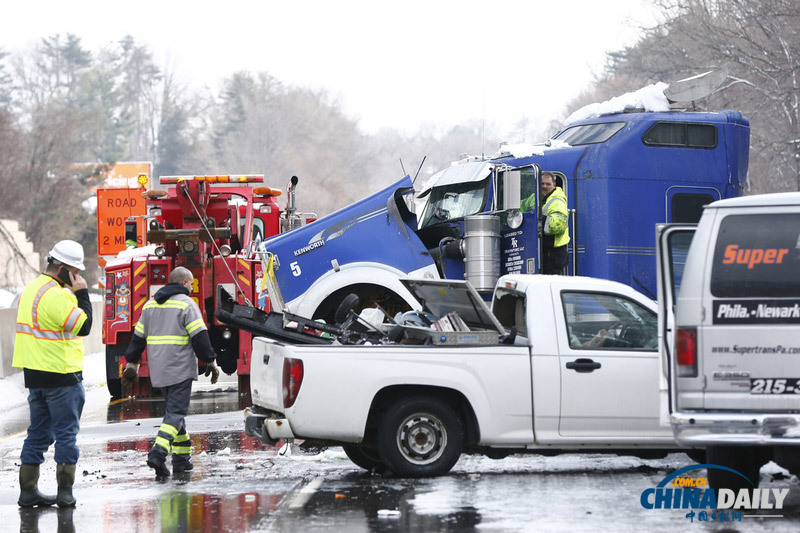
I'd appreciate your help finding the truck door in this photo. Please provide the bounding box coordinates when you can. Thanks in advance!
[555,285,671,440]
[656,224,696,419]
[498,165,540,276]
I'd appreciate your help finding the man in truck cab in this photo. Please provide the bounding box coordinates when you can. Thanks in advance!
[522,171,570,274]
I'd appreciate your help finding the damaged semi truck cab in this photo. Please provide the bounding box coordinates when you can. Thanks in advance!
[260,109,749,321]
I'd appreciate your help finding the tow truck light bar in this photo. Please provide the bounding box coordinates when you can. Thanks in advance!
[253,187,283,197]
[159,175,265,184]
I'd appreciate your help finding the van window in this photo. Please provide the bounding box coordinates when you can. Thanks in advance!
[668,230,694,301]
[711,213,800,297]
[562,292,658,350]
[642,122,717,148]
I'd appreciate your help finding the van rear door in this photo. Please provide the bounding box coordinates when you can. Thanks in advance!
[656,223,696,419]
[697,209,800,411]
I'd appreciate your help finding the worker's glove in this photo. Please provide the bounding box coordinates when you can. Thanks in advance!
[204,361,220,385]
[121,362,139,390]
[537,216,544,234]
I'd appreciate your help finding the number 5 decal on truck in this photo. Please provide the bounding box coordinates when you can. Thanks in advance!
[291,261,301,276]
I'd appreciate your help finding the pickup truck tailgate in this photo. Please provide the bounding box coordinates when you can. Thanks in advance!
[250,337,291,413]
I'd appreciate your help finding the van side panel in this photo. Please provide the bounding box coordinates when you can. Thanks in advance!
[672,195,800,448]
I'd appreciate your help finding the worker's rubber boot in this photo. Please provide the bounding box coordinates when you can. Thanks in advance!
[18,463,56,507]
[147,449,170,478]
[56,464,77,507]
[172,454,194,474]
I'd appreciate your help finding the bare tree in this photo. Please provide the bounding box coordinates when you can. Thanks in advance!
[572,0,800,193]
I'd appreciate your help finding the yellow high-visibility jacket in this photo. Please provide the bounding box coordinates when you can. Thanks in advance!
[13,274,87,373]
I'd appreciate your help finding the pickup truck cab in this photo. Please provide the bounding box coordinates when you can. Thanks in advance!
[657,192,800,492]
[245,274,685,477]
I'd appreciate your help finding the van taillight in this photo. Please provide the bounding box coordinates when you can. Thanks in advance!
[676,327,698,377]
[282,358,304,408]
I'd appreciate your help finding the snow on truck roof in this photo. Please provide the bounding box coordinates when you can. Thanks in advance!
[565,82,670,125]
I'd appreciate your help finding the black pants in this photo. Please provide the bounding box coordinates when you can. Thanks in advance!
[150,378,193,463]
[543,246,569,275]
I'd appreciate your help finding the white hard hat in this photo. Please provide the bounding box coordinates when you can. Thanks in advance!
[48,240,86,270]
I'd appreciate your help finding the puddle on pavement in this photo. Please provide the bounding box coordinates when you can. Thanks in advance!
[14,471,484,533]
[105,390,252,422]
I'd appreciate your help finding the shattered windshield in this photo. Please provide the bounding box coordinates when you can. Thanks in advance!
[419,178,489,228]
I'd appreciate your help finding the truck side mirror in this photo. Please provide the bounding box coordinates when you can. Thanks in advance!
[502,170,521,210]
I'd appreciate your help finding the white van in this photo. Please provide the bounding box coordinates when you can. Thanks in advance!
[657,192,800,492]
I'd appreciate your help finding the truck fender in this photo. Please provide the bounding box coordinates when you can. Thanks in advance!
[287,262,438,319]
[366,385,481,445]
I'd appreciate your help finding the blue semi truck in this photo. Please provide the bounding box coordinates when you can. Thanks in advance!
[257,107,749,322]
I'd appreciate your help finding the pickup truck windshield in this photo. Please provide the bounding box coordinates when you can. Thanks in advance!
[420,178,489,228]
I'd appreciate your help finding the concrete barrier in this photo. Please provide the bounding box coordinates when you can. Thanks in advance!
[0,301,104,378]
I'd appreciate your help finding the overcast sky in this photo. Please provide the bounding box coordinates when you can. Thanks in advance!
[2,0,659,138]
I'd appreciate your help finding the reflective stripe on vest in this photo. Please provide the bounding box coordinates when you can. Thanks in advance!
[12,274,86,373]
[146,334,190,345]
[542,191,570,248]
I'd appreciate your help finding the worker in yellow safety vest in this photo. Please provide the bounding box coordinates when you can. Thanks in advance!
[522,171,570,274]
[13,240,92,508]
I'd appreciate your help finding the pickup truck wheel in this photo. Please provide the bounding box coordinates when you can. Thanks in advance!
[706,446,763,494]
[377,397,463,477]
[342,445,384,472]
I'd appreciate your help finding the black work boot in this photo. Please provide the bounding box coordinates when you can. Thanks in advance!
[147,450,170,478]
[172,454,194,474]
[56,463,77,507]
[18,463,56,507]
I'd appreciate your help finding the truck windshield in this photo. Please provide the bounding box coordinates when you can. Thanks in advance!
[553,122,625,145]
[420,178,489,228]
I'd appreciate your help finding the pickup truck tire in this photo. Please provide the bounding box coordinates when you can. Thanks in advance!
[342,445,384,472]
[706,445,762,494]
[377,396,464,477]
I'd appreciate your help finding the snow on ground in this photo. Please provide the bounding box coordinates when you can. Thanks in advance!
[0,288,21,308]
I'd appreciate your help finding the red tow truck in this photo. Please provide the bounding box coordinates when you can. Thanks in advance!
[101,174,311,397]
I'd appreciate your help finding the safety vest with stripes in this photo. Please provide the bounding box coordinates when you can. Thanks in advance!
[13,274,87,373]
[133,293,207,388]
[542,187,571,248]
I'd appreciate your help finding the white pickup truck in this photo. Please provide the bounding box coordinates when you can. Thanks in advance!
[244,274,689,477]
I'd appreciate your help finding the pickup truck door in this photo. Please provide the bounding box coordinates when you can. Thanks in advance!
[655,224,696,418]
[554,286,671,440]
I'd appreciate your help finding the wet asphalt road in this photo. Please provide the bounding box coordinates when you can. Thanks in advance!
[2,378,800,532]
